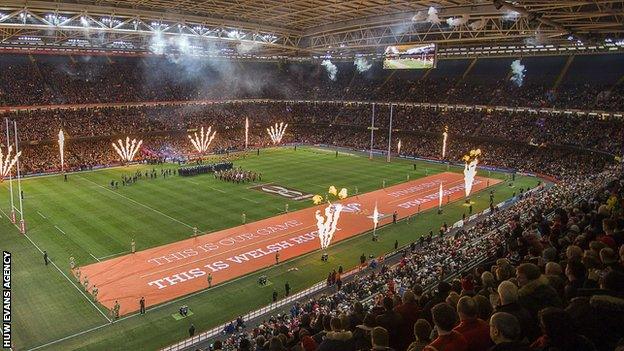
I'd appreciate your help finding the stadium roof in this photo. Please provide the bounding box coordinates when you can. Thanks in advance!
[0,0,622,58]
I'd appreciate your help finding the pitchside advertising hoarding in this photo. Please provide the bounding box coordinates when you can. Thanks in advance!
[2,251,10,349]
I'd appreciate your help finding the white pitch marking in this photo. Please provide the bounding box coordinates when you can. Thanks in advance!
[89,253,101,262]
[77,175,195,229]
[207,185,226,193]
[241,197,260,204]
[37,211,47,219]
[54,225,66,235]
[98,251,130,260]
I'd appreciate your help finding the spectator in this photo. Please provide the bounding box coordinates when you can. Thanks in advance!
[516,263,562,318]
[566,270,624,351]
[316,317,353,351]
[425,303,468,351]
[530,307,596,351]
[394,290,421,348]
[489,312,531,351]
[454,296,493,351]
[407,319,432,351]
[376,297,403,350]
[494,281,537,341]
[370,326,394,351]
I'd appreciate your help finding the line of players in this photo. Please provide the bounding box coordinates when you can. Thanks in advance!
[109,168,176,188]
[214,168,261,184]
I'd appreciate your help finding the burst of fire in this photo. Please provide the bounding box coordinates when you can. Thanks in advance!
[372,202,380,230]
[112,137,143,163]
[313,185,347,249]
[442,126,448,159]
[188,126,217,154]
[58,129,65,172]
[438,183,443,208]
[0,145,21,182]
[463,149,481,197]
[267,122,288,145]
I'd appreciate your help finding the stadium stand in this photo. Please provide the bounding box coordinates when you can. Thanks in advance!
[1,53,623,351]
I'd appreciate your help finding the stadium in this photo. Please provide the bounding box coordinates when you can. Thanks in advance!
[0,0,623,350]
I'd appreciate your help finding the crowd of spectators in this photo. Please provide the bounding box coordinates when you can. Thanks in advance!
[2,101,618,175]
[1,54,623,111]
[1,53,623,351]
[197,164,624,351]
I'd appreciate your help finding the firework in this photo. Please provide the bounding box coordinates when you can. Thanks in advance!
[313,186,347,249]
[188,126,217,154]
[0,145,20,182]
[245,118,249,149]
[462,149,481,197]
[112,137,143,163]
[58,129,65,172]
[442,126,448,159]
[397,139,402,155]
[438,183,443,209]
[267,122,288,145]
[372,202,380,231]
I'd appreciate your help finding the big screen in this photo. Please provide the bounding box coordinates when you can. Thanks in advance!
[383,43,437,69]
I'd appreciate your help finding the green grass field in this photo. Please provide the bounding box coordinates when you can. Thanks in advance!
[0,146,537,350]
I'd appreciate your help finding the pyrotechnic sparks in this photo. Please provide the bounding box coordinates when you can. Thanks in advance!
[112,137,143,163]
[372,202,379,231]
[397,139,402,155]
[313,186,347,249]
[462,149,481,197]
[245,118,249,149]
[267,122,288,145]
[58,129,65,172]
[188,126,217,153]
[438,183,443,209]
[0,145,21,182]
[442,126,448,159]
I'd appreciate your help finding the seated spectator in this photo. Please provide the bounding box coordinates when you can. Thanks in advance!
[566,270,624,351]
[516,263,562,318]
[354,313,377,351]
[370,326,394,351]
[268,336,286,351]
[494,281,537,341]
[530,307,596,351]
[489,312,531,351]
[544,262,565,298]
[394,290,421,348]
[297,329,317,351]
[316,317,353,351]
[375,297,403,350]
[454,296,493,351]
[407,319,432,351]
[425,303,468,351]
[564,259,588,300]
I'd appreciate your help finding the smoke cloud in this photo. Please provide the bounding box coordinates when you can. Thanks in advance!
[468,18,487,30]
[354,58,372,73]
[321,59,338,81]
[446,14,469,27]
[412,11,426,22]
[510,59,526,87]
[427,7,441,25]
